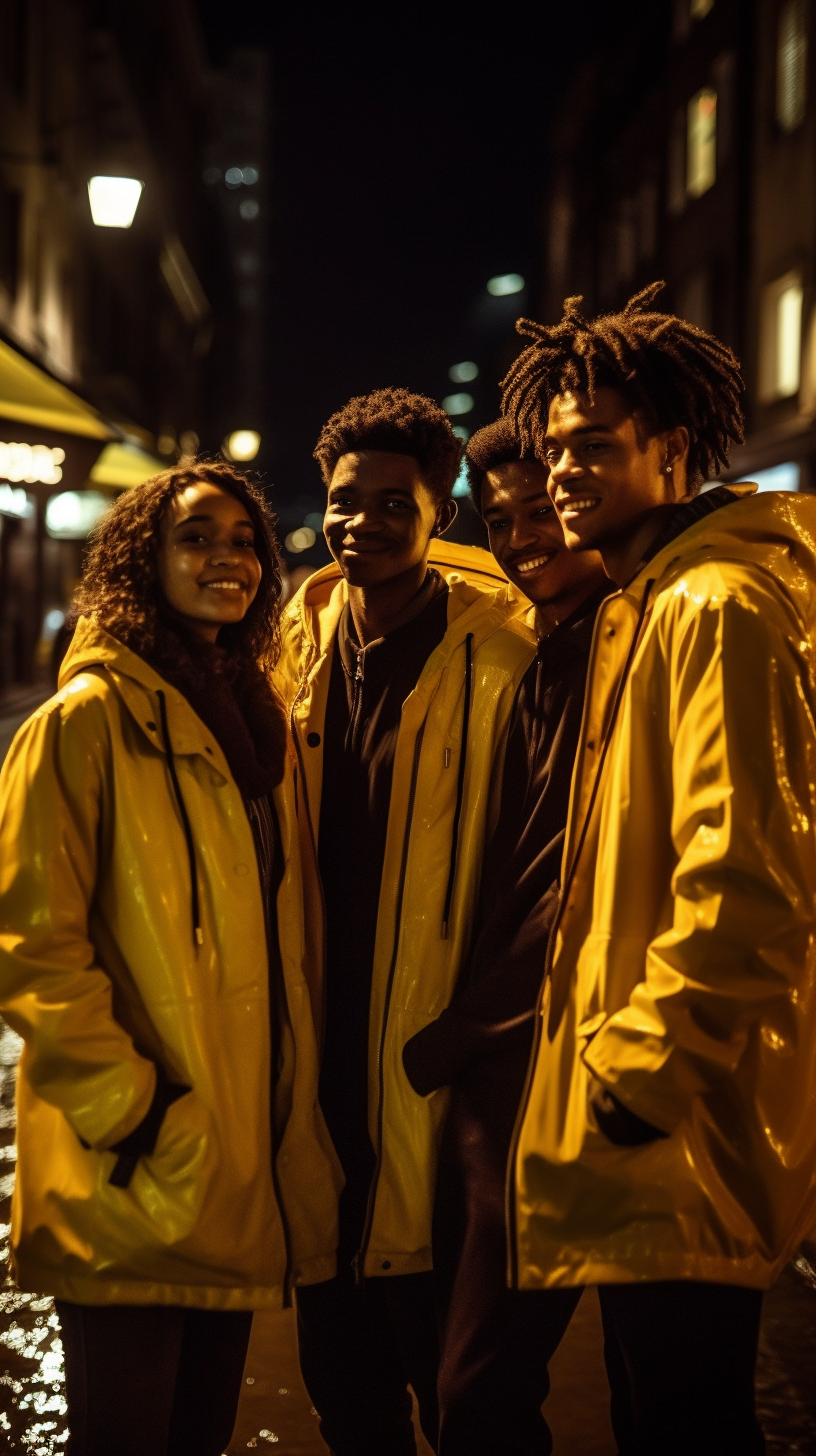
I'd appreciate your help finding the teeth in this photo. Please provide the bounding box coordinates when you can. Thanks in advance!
[559,497,599,514]
[517,554,552,574]
[206,581,242,590]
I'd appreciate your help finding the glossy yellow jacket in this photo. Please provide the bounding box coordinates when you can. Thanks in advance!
[275,541,536,1277]
[0,618,341,1308]
[513,488,816,1291]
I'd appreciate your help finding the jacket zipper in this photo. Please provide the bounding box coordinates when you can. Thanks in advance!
[289,650,331,1055]
[269,1063,294,1307]
[353,719,427,1283]
[505,582,655,1288]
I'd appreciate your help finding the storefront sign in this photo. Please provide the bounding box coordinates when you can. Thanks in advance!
[0,440,65,486]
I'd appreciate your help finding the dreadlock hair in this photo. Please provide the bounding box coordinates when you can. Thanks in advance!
[466,418,538,514]
[313,387,462,503]
[501,282,745,491]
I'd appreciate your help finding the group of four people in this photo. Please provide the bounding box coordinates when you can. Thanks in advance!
[2,284,816,1456]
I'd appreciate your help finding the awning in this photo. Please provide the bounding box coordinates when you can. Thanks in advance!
[90,442,165,489]
[0,337,115,441]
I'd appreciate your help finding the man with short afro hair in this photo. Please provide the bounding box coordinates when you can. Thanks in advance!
[463,416,537,515]
[275,386,536,1456]
[313,386,461,504]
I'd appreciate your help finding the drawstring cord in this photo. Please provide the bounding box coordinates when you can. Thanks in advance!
[157,690,203,949]
[441,632,473,939]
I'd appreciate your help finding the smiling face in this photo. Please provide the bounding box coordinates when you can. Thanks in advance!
[323,450,455,588]
[544,388,690,573]
[157,482,262,642]
[482,458,606,628]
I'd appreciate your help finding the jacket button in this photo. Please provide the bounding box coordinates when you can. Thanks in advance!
[306,732,321,747]
[381,1260,391,1270]
[234,863,250,876]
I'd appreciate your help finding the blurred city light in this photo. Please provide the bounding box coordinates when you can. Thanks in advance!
[486,273,525,297]
[0,485,33,519]
[686,89,717,198]
[224,429,261,461]
[0,442,64,484]
[442,392,474,416]
[45,491,112,539]
[285,526,316,553]
[304,511,325,532]
[87,176,144,228]
[225,167,244,188]
[240,199,260,220]
[452,424,470,441]
[242,166,260,185]
[449,361,479,383]
[452,458,470,498]
[742,462,800,492]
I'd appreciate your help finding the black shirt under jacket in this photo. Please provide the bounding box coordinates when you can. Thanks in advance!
[318,581,449,1252]
[403,582,612,1107]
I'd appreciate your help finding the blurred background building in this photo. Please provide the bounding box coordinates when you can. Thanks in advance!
[0,0,267,709]
[540,0,816,493]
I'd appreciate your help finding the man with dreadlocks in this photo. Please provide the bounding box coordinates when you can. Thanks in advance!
[497,283,816,1455]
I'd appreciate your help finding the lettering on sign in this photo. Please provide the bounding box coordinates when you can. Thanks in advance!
[0,441,65,485]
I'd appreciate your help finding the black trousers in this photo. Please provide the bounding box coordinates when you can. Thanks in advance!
[56,1300,253,1456]
[296,1262,440,1456]
[437,1272,766,1456]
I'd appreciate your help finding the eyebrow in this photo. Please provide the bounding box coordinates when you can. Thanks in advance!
[544,424,614,442]
[173,512,254,529]
[483,489,551,516]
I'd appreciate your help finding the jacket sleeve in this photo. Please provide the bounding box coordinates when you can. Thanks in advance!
[583,579,816,1134]
[0,694,157,1148]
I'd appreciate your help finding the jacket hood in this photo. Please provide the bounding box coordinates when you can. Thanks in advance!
[60,616,167,694]
[285,539,528,666]
[632,486,816,628]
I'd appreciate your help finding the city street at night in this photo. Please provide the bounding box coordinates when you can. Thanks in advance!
[3,1,816,1453]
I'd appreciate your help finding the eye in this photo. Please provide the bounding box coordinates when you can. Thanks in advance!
[544,448,561,466]
[487,518,509,532]
[385,497,412,510]
[327,495,352,510]
[532,505,554,519]
[180,530,208,544]
[233,537,256,549]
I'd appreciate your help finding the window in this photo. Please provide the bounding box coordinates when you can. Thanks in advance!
[690,0,714,18]
[759,271,804,401]
[677,267,712,332]
[687,89,718,198]
[777,0,808,133]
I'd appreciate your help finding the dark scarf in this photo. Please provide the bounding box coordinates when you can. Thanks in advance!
[147,624,287,798]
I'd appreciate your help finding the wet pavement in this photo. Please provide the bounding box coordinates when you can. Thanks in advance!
[2,1002,815,1454]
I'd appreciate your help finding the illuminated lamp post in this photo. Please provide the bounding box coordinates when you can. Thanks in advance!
[87,176,144,229]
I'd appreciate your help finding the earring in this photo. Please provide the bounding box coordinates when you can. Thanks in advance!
[666,464,673,476]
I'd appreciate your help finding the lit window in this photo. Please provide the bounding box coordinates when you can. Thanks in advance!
[760,271,804,402]
[686,89,717,198]
[777,0,808,133]
[690,0,714,18]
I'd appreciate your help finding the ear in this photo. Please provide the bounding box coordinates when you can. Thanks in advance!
[663,424,690,473]
[433,498,458,537]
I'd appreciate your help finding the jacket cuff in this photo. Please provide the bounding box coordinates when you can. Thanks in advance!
[107,1067,191,1188]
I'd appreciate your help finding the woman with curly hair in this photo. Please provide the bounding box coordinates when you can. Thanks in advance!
[0,460,341,1456]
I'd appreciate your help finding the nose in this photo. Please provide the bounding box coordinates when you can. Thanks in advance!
[209,538,242,565]
[549,448,583,487]
[346,510,382,534]
[508,518,539,552]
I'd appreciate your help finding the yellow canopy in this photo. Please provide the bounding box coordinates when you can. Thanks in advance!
[90,442,165,489]
[0,338,115,441]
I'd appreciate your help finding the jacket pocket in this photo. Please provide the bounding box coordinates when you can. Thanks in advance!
[126,1090,217,1245]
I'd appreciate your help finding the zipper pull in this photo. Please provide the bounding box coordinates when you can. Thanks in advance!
[444,747,451,768]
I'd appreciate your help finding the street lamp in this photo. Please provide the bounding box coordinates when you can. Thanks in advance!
[224,429,261,462]
[88,176,144,228]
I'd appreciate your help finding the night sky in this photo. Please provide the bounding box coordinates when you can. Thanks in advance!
[196,2,617,536]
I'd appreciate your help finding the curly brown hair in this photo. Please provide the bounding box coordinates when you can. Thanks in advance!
[73,458,283,670]
[501,282,745,490]
[466,418,536,514]
[313,387,462,502]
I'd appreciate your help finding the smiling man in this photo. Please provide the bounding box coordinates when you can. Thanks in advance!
[497,284,816,1455]
[274,389,536,1456]
[401,417,608,1455]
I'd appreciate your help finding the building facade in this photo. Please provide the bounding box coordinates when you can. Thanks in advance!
[540,0,816,491]
[0,0,247,703]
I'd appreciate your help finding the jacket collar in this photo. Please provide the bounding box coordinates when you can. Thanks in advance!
[60,618,230,775]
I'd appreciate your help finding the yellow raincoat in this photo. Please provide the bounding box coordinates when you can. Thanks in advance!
[275,541,535,1277]
[513,487,816,1291]
[0,618,341,1308]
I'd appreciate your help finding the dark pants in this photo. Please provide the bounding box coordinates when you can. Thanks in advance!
[56,1300,253,1456]
[296,1263,440,1455]
[437,1275,765,1456]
